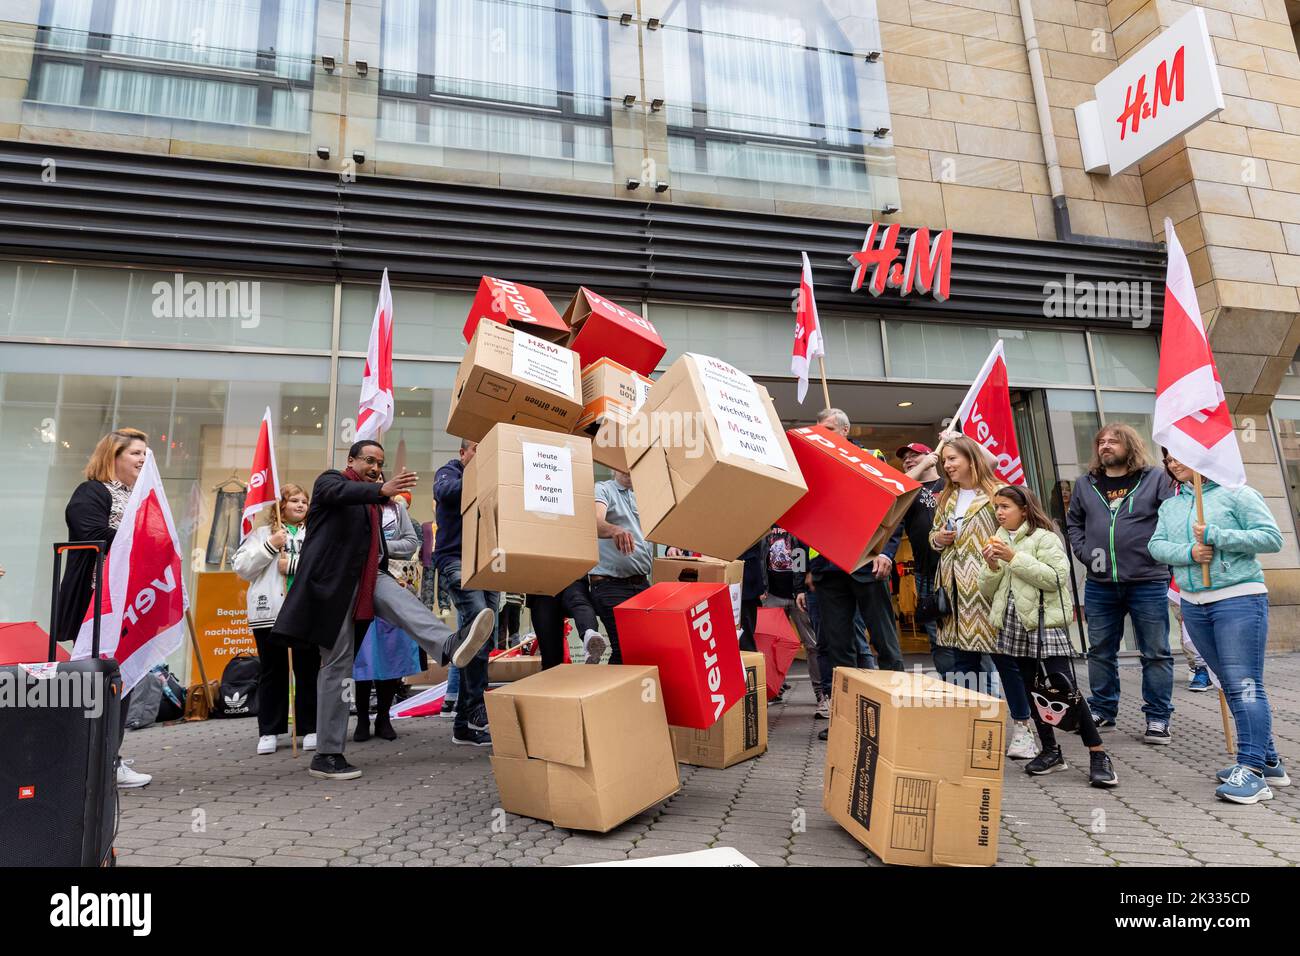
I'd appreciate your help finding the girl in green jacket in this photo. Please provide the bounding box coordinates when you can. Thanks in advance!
[979,485,1119,787]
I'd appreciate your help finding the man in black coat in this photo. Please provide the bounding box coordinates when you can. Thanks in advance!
[273,440,495,780]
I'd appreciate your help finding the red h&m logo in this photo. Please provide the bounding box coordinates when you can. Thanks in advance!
[18,786,35,800]
[848,223,953,301]
[1116,45,1185,141]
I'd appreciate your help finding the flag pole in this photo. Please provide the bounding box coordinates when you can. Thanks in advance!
[1192,472,1211,588]
[1218,689,1235,756]
[817,356,831,410]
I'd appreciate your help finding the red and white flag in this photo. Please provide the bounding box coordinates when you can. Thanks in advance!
[240,406,280,539]
[791,252,825,404]
[1153,218,1245,488]
[72,449,189,693]
[356,268,395,442]
[951,340,1025,485]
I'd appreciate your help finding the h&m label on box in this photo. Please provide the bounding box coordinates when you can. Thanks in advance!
[742,663,759,750]
[512,328,575,398]
[847,695,880,830]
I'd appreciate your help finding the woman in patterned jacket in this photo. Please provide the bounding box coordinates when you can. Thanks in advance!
[929,436,1039,760]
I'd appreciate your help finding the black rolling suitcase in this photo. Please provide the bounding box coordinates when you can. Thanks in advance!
[0,542,122,867]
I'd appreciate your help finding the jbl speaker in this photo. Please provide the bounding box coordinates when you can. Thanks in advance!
[0,659,122,866]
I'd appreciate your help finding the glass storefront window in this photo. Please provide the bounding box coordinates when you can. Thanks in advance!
[333,358,460,527]
[376,0,615,181]
[649,302,883,378]
[1100,390,1156,456]
[0,262,335,350]
[1091,331,1159,389]
[0,343,330,631]
[885,321,1092,386]
[1278,348,1300,397]
[28,0,318,132]
[658,0,896,210]
[340,284,475,357]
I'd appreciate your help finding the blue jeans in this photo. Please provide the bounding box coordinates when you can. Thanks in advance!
[1084,579,1173,723]
[1181,595,1277,771]
[853,608,877,668]
[440,560,498,733]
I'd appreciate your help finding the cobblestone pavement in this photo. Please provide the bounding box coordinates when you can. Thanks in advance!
[114,654,1300,867]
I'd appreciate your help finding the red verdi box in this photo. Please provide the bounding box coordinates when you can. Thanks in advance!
[777,425,921,573]
[614,581,747,730]
[564,287,666,376]
[463,276,570,344]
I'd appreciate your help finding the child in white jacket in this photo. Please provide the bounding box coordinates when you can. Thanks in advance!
[232,484,317,756]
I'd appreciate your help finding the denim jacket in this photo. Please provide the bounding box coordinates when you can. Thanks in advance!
[1147,481,1282,594]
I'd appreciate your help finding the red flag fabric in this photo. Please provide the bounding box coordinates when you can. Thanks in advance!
[1153,218,1244,487]
[356,268,395,442]
[240,406,280,539]
[951,340,1026,485]
[791,252,825,404]
[754,608,801,701]
[72,449,189,693]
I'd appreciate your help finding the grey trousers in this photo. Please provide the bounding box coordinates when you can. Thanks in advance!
[316,574,461,756]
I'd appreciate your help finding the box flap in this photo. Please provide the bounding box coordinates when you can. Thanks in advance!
[489,754,552,823]
[483,689,527,759]
[932,780,1000,867]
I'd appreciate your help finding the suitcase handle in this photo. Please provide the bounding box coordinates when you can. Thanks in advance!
[51,541,108,662]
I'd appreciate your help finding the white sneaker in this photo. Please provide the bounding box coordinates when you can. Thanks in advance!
[583,629,607,664]
[116,762,152,789]
[1006,722,1039,760]
[451,607,495,669]
[257,734,277,755]
[816,697,831,720]
[302,733,317,752]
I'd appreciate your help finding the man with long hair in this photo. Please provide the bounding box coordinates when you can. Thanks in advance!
[1065,424,1176,744]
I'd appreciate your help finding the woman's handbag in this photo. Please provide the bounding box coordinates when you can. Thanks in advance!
[1030,573,1084,731]
[914,578,952,625]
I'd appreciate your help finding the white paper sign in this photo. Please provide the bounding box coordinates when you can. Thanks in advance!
[688,353,788,471]
[511,328,576,399]
[729,582,742,632]
[521,441,574,516]
[632,377,653,415]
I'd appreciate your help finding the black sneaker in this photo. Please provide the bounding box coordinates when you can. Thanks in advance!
[452,727,492,747]
[1093,713,1117,730]
[817,728,828,741]
[467,704,489,732]
[1143,720,1172,745]
[308,753,362,780]
[1089,751,1119,787]
[1025,747,1067,775]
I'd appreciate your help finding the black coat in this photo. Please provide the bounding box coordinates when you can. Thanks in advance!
[270,470,388,650]
[55,481,116,646]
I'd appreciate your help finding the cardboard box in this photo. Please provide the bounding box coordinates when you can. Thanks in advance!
[670,651,767,768]
[777,425,921,573]
[463,276,570,344]
[614,581,747,730]
[403,662,449,688]
[447,320,584,442]
[823,669,1006,867]
[626,354,808,559]
[488,654,543,683]
[460,423,598,595]
[652,554,744,636]
[578,358,655,471]
[563,287,666,375]
[484,664,681,832]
